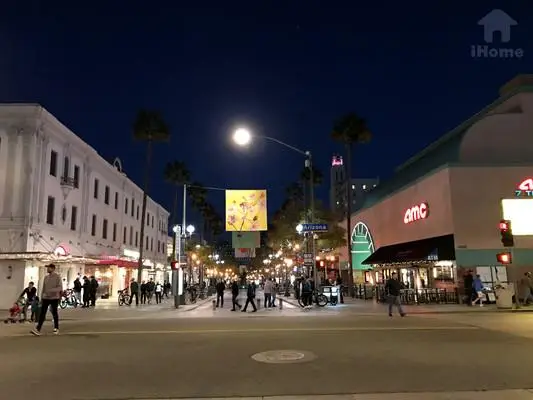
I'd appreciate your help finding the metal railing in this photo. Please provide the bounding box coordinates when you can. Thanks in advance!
[353,284,459,305]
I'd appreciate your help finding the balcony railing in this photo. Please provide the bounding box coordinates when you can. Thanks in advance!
[60,176,77,188]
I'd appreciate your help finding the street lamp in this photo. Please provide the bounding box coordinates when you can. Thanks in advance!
[233,128,252,146]
[296,224,303,234]
[186,225,195,235]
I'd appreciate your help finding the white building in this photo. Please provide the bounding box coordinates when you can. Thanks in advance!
[0,104,170,308]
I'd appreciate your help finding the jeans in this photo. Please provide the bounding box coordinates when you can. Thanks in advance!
[388,295,404,316]
[232,294,241,310]
[36,299,59,331]
[216,293,224,307]
[264,293,272,308]
[155,292,162,304]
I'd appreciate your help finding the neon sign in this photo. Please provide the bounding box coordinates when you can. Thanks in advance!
[515,178,533,197]
[53,245,68,256]
[404,202,429,224]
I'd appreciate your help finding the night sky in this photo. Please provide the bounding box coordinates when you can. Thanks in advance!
[1,1,532,226]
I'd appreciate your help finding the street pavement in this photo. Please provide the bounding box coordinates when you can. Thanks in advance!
[2,296,533,400]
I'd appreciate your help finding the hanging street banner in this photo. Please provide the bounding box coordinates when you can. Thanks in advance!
[225,189,268,232]
[232,231,261,249]
[235,248,256,258]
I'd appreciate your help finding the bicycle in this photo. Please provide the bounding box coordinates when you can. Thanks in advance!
[298,290,328,308]
[60,289,80,309]
[185,287,198,304]
[118,289,130,306]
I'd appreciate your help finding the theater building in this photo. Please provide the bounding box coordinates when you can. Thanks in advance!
[341,75,533,297]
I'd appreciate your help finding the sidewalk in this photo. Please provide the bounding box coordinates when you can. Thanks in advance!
[140,389,533,399]
[280,295,533,314]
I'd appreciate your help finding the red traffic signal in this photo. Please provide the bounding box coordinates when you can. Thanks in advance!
[499,219,514,247]
[496,252,512,264]
[171,260,178,270]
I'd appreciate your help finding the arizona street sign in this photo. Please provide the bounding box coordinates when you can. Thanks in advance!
[299,223,328,232]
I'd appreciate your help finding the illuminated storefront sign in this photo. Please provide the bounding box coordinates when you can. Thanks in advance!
[404,202,429,224]
[53,245,69,256]
[331,156,343,166]
[515,178,533,197]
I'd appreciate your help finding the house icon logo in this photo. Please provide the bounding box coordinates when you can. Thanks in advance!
[478,9,517,43]
[471,9,523,59]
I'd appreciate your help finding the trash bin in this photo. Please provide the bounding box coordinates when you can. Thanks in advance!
[495,284,513,309]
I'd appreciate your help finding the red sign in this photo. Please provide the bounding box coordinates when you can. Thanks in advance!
[518,178,533,191]
[404,202,429,224]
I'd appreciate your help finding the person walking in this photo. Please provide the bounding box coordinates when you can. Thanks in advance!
[129,278,139,306]
[155,282,163,304]
[385,272,406,318]
[73,277,82,306]
[263,278,273,308]
[31,264,62,336]
[230,280,242,311]
[216,280,226,308]
[82,276,90,307]
[472,274,485,306]
[241,281,257,313]
[89,276,99,307]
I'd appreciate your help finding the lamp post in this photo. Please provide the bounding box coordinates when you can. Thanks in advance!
[233,128,318,286]
[172,224,182,309]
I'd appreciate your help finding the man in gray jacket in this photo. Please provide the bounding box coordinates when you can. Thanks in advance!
[31,264,62,336]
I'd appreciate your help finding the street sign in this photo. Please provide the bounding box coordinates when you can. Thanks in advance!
[300,223,328,232]
[303,253,313,265]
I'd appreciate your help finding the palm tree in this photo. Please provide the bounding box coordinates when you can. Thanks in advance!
[164,161,191,257]
[331,113,372,293]
[133,110,170,284]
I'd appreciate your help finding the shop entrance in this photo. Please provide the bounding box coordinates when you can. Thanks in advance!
[352,222,375,271]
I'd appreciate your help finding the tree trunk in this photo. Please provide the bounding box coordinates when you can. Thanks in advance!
[137,140,153,285]
[345,143,354,296]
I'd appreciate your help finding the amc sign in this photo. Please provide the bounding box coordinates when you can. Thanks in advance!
[404,202,429,224]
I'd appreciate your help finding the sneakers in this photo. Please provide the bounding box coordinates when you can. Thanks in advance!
[30,329,41,336]
[53,329,59,335]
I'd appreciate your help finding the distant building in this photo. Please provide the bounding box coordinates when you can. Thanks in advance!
[329,154,379,216]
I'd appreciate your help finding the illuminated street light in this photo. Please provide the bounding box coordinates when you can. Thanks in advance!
[233,128,252,146]
[186,225,195,235]
[296,224,303,233]
[172,225,180,234]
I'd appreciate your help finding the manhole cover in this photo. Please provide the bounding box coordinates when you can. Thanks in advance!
[251,350,316,364]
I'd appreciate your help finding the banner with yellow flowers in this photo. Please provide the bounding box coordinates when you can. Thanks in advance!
[225,190,268,231]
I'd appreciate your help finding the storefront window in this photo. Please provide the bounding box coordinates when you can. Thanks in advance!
[432,265,453,281]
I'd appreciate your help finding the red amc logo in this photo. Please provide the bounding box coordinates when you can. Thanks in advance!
[404,202,429,224]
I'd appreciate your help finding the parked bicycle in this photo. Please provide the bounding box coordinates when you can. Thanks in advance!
[185,286,198,304]
[60,289,80,309]
[118,289,130,306]
[298,289,328,308]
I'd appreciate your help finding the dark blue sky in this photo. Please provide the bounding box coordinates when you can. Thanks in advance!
[1,1,532,225]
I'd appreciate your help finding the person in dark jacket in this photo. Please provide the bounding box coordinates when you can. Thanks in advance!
[231,280,242,311]
[89,276,99,306]
[216,280,226,308]
[82,276,91,307]
[463,270,474,306]
[140,281,148,304]
[73,277,82,305]
[241,281,257,312]
[129,278,139,306]
[385,272,405,317]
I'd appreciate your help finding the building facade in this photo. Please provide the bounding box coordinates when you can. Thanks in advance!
[0,105,170,308]
[340,74,533,296]
[329,155,379,216]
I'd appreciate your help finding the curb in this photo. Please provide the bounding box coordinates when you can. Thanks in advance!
[182,296,215,312]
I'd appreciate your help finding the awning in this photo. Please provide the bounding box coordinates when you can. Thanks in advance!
[362,234,455,265]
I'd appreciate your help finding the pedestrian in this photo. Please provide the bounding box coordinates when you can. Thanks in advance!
[19,281,37,321]
[89,276,99,306]
[216,280,225,308]
[385,272,406,318]
[140,281,147,304]
[472,274,485,306]
[31,264,62,336]
[231,280,242,311]
[301,277,312,308]
[73,277,82,305]
[241,281,257,313]
[271,280,278,307]
[263,278,273,308]
[129,278,139,306]
[463,270,473,306]
[155,282,163,304]
[146,279,155,303]
[336,275,344,304]
[82,276,90,307]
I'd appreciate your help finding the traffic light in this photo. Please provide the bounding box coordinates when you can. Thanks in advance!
[496,252,512,264]
[499,219,514,247]
[171,260,178,270]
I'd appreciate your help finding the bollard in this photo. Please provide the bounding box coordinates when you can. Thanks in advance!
[279,298,283,310]
[212,300,216,310]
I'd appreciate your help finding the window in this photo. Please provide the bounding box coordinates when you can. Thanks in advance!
[63,156,70,178]
[104,186,110,205]
[46,196,55,225]
[112,223,117,242]
[91,215,97,236]
[49,151,57,176]
[150,237,153,252]
[124,198,128,214]
[135,231,138,247]
[73,165,80,188]
[136,206,139,220]
[131,199,135,217]
[70,206,77,231]
[114,192,118,209]
[102,219,108,239]
[157,240,160,252]
[123,227,127,244]
[94,179,99,199]
[152,215,154,228]
[129,226,133,246]
[147,212,150,226]
[145,236,148,250]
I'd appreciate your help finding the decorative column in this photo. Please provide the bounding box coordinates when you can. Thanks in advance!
[1,127,20,218]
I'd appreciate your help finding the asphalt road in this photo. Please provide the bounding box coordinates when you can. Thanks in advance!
[1,302,533,400]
